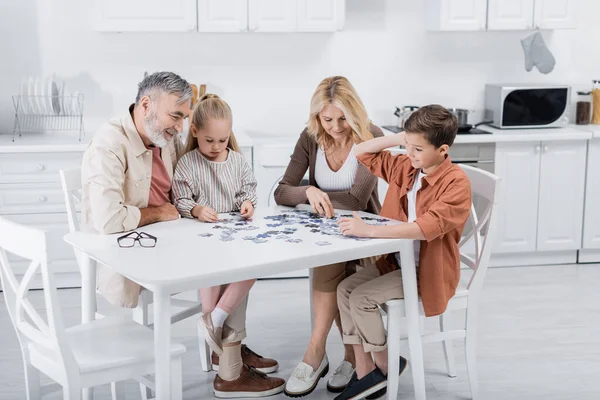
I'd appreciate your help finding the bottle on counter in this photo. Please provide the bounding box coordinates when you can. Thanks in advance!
[592,80,600,124]
[576,91,591,125]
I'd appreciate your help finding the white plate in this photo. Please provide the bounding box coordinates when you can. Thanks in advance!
[62,88,71,115]
[34,77,45,115]
[19,79,29,114]
[28,77,37,115]
[46,78,55,115]
[50,79,60,115]
[72,90,80,115]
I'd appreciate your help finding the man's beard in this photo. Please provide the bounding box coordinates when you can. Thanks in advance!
[144,110,177,148]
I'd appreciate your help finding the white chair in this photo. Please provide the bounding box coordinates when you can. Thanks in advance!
[0,216,186,400]
[60,168,211,398]
[383,164,500,400]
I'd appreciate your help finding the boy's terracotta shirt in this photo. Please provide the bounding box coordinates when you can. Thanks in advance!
[357,151,472,316]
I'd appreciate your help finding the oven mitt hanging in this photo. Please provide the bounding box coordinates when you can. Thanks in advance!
[520,31,555,74]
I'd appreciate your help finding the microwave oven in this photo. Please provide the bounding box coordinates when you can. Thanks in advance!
[484,84,570,129]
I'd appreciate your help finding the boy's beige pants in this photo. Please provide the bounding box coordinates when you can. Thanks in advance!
[337,264,405,353]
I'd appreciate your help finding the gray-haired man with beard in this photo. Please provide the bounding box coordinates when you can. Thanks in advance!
[81,71,192,308]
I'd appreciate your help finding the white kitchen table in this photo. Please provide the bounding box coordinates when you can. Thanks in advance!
[64,205,424,400]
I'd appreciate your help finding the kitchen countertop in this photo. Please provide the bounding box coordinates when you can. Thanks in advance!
[381,125,594,144]
[0,128,254,153]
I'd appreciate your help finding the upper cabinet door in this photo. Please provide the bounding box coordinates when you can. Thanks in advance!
[95,0,197,32]
[197,0,248,32]
[249,0,297,32]
[534,0,576,29]
[297,0,345,32]
[487,0,535,30]
[425,0,487,31]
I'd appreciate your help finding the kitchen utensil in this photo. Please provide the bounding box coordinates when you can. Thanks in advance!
[457,120,493,133]
[199,84,207,97]
[447,108,471,126]
[190,84,198,106]
[394,105,419,129]
[19,79,29,114]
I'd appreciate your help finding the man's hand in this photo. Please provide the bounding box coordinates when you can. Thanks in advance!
[157,203,179,221]
[306,186,334,218]
[192,205,218,223]
[240,200,254,219]
[338,211,375,238]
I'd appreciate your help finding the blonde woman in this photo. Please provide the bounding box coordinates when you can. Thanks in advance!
[274,76,383,397]
[172,94,285,398]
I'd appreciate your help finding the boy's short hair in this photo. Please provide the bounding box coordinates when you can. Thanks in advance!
[404,105,458,148]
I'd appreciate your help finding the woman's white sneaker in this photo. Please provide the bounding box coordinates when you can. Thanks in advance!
[326,360,355,393]
[284,354,329,398]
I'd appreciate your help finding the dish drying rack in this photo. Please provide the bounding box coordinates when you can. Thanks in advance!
[12,94,85,142]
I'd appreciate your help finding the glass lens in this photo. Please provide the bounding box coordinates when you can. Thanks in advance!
[118,237,136,247]
[139,237,156,247]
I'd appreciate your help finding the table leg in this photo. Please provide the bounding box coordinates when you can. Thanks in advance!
[154,288,172,400]
[399,242,426,400]
[80,253,97,400]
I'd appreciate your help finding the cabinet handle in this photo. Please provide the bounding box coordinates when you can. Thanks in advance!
[38,195,48,202]
[535,145,541,153]
[37,164,46,171]
[543,145,549,152]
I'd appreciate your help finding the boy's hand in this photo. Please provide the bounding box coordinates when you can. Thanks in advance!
[240,200,254,219]
[338,212,375,238]
[192,205,218,223]
[306,186,334,218]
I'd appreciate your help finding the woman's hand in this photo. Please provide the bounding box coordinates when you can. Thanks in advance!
[306,186,334,218]
[338,212,375,238]
[240,200,254,219]
[192,205,218,223]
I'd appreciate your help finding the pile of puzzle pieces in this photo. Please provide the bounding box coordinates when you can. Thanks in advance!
[197,210,390,245]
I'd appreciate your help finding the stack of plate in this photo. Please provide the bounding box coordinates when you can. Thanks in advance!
[18,76,80,116]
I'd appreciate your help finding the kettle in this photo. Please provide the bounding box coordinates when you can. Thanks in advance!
[394,106,419,129]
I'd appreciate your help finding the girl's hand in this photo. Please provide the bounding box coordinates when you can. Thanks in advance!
[338,212,375,238]
[240,200,254,219]
[306,186,334,218]
[192,205,218,223]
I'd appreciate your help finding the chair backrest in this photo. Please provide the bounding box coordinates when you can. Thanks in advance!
[59,167,82,234]
[0,217,76,377]
[458,165,501,296]
[268,173,310,207]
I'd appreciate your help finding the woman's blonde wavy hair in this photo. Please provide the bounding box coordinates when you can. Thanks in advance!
[307,76,373,149]
[184,93,240,154]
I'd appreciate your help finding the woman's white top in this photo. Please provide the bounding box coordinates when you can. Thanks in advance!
[314,145,358,192]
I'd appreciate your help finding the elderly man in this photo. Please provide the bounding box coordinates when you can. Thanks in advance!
[81,72,282,397]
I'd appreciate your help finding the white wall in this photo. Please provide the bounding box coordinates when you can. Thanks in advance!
[1,0,600,138]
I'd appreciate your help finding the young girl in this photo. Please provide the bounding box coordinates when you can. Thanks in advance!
[172,94,284,397]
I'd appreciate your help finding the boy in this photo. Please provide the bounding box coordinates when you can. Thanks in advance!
[334,105,472,400]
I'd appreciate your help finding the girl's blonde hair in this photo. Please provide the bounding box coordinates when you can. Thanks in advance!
[184,93,240,154]
[307,76,373,149]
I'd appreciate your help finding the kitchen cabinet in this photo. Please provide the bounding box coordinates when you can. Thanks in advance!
[494,140,586,254]
[427,0,575,31]
[582,138,600,250]
[96,0,345,32]
[94,0,197,32]
[197,0,248,32]
[425,0,487,31]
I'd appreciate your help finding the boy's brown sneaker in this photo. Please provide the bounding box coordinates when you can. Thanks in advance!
[212,345,279,374]
[213,364,285,398]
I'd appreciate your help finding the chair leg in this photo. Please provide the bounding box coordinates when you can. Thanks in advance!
[63,384,82,400]
[139,382,151,400]
[386,303,402,400]
[440,313,457,378]
[465,305,479,400]
[23,360,41,400]
[170,357,183,400]
[132,297,150,326]
[198,319,212,372]
[110,382,126,400]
